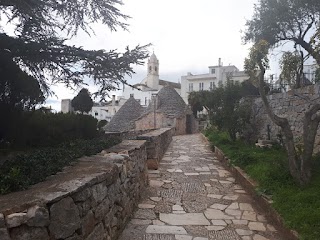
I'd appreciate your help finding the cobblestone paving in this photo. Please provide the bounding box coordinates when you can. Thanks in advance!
[119,134,282,240]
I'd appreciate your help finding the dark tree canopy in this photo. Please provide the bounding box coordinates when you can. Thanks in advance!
[0,0,150,99]
[0,51,45,110]
[188,92,203,118]
[244,0,320,65]
[72,88,93,114]
[189,81,252,142]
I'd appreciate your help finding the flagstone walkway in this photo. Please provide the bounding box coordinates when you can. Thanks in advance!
[119,134,282,240]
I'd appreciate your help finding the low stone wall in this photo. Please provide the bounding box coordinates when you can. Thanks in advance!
[136,128,174,170]
[104,129,153,140]
[0,140,148,240]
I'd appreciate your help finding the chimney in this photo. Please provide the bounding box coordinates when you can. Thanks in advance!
[218,58,222,67]
[112,95,116,106]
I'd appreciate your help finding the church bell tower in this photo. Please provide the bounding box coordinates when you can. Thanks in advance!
[146,52,160,89]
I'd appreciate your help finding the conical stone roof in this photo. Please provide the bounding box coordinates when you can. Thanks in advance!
[104,97,144,132]
[143,85,188,118]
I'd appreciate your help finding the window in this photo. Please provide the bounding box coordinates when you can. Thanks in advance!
[155,66,158,72]
[130,93,134,98]
[188,83,193,92]
[211,69,215,74]
[210,82,216,90]
[94,112,98,116]
[145,97,147,105]
[199,82,204,91]
[149,66,152,73]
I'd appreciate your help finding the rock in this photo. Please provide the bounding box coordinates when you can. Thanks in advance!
[146,225,187,235]
[138,204,155,209]
[10,226,49,240]
[0,214,5,228]
[26,206,50,227]
[6,212,27,228]
[160,213,210,226]
[134,209,156,220]
[81,210,96,238]
[204,209,234,220]
[85,223,105,240]
[175,235,193,240]
[248,222,266,231]
[49,197,81,239]
[72,188,92,202]
[0,228,10,240]
[235,229,253,236]
[209,203,228,210]
[130,219,152,225]
[242,211,256,221]
[66,233,82,240]
[92,182,108,204]
[94,198,111,222]
[239,203,254,211]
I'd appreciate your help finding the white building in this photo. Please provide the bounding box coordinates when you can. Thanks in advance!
[88,96,127,122]
[304,62,318,83]
[120,52,181,107]
[180,58,249,103]
[60,95,126,122]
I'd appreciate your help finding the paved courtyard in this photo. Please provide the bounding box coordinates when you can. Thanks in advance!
[119,134,282,240]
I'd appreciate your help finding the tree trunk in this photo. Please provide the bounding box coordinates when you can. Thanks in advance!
[294,37,320,66]
[257,61,306,185]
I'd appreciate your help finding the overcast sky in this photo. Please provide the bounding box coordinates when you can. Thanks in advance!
[47,0,260,111]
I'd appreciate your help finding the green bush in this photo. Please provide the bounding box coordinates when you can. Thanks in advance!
[0,137,121,195]
[2,111,99,148]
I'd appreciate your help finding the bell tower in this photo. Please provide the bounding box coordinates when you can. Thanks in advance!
[146,52,160,89]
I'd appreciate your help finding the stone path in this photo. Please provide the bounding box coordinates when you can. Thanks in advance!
[119,134,282,240]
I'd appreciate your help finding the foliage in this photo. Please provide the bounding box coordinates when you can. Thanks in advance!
[279,51,304,89]
[195,81,252,141]
[315,68,320,83]
[71,88,94,114]
[188,92,203,118]
[0,0,150,99]
[244,40,320,186]
[0,52,45,110]
[244,0,320,65]
[0,136,121,195]
[205,128,320,239]
[1,111,99,149]
[97,120,108,131]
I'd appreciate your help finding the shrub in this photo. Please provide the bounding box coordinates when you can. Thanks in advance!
[0,136,121,195]
[2,111,99,148]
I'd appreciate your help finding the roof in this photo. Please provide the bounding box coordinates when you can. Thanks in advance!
[104,97,144,132]
[149,53,158,63]
[142,85,188,118]
[159,79,181,89]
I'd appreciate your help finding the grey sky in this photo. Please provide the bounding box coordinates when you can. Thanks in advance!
[47,0,259,111]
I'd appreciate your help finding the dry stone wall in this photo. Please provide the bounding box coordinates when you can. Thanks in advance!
[254,84,320,152]
[0,140,148,240]
[136,128,175,169]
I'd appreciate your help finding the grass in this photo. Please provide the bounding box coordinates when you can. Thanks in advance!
[205,129,320,240]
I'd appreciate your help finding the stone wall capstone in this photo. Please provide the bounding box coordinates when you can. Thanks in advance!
[0,140,148,240]
[254,83,320,152]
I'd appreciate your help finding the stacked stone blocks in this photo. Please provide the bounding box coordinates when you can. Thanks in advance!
[137,128,175,170]
[254,84,320,152]
[0,140,148,240]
